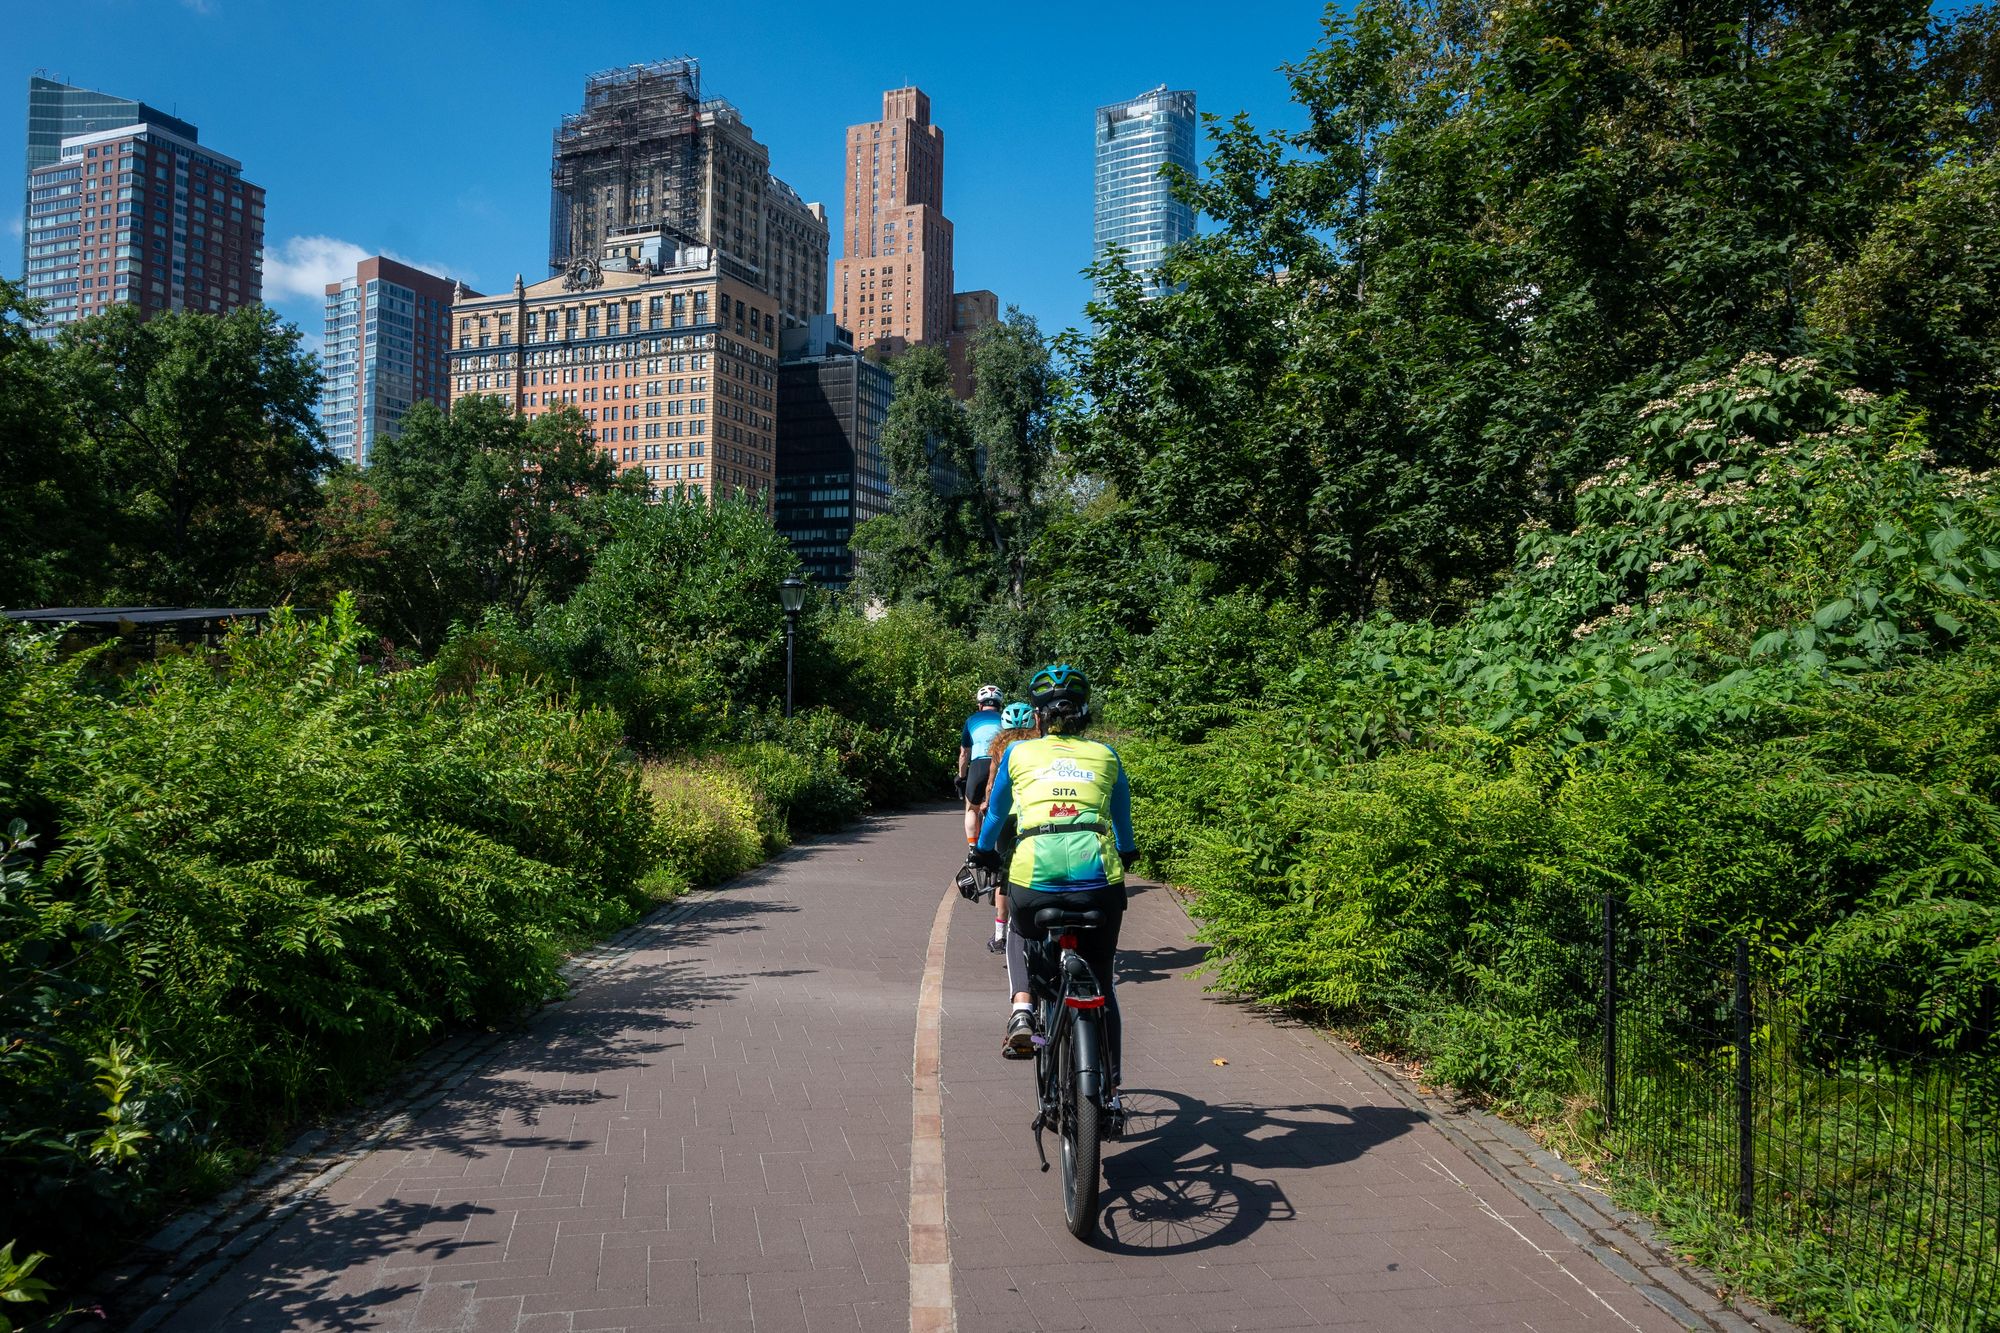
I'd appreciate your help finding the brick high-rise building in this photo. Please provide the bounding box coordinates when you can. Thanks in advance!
[23,119,264,338]
[547,59,828,331]
[450,231,781,509]
[22,76,195,273]
[944,288,998,398]
[834,87,954,356]
[321,256,473,466]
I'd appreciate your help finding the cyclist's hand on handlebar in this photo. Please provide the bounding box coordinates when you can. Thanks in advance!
[969,846,1003,871]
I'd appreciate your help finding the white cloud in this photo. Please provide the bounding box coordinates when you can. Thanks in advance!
[262,234,474,301]
[6,217,22,241]
[181,0,216,14]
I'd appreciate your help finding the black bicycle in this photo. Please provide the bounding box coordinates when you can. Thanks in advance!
[1025,906,1121,1240]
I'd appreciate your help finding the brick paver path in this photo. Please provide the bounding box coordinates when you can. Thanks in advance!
[155,806,1688,1332]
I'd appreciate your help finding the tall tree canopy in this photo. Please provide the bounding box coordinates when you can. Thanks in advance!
[29,303,328,606]
[852,311,1055,651]
[0,282,101,606]
[332,398,637,651]
[1059,0,1997,622]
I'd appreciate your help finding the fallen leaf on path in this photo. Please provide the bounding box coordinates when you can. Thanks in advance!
[1212,1058,1229,1066]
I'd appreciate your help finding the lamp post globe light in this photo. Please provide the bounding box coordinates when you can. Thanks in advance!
[779,576,807,719]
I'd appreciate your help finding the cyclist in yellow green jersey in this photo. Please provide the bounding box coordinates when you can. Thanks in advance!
[970,664,1137,1083]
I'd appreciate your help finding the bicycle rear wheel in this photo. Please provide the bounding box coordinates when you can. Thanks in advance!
[1059,1014,1102,1240]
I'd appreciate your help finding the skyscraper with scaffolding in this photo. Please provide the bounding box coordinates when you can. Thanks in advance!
[548,59,828,331]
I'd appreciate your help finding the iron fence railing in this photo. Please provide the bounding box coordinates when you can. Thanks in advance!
[1594,895,1999,1330]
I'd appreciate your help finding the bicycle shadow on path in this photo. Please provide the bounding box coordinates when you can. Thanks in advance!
[1095,1090,1426,1256]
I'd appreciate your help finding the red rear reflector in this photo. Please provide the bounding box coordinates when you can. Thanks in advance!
[1057,933,1077,949]
[1064,995,1107,1009]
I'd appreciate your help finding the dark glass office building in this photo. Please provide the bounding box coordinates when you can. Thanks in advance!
[775,316,891,588]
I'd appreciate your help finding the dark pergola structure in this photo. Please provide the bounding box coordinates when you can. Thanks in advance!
[3,606,274,654]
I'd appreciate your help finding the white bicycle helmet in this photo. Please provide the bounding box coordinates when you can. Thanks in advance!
[975,683,1003,707]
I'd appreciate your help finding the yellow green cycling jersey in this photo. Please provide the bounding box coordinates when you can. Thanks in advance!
[974,734,1135,892]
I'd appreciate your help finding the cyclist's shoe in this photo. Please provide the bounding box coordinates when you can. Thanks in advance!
[986,931,1006,954]
[1002,1009,1036,1059]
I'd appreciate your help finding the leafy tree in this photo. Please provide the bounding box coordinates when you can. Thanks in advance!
[0,282,102,607]
[852,312,1055,650]
[532,493,799,748]
[51,304,327,605]
[1926,1,2000,150]
[363,397,636,651]
[1060,0,1972,621]
[1809,155,2000,464]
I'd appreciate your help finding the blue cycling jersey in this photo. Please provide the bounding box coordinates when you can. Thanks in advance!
[960,708,1002,757]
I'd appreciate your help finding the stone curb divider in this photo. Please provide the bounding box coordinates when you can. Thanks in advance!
[68,882,737,1333]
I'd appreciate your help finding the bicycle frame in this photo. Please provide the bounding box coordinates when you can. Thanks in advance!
[1028,926,1114,1238]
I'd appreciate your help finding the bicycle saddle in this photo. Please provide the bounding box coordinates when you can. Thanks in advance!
[1033,907,1107,931]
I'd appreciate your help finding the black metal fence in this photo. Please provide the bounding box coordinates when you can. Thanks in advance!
[1596,895,1999,1330]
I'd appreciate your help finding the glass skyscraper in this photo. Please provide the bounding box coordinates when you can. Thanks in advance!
[1093,86,1197,295]
[320,256,464,466]
[776,315,892,587]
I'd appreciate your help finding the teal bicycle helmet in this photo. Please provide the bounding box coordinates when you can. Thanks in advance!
[1000,701,1035,729]
[1028,663,1090,718]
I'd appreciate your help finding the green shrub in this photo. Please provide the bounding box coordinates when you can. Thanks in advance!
[533,494,797,750]
[641,758,769,885]
[725,712,869,836]
[0,598,665,1287]
[807,603,1015,800]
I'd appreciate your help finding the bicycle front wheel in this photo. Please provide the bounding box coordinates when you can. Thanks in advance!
[1059,1015,1102,1241]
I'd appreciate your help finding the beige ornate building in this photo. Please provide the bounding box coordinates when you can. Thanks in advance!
[549,59,828,331]
[448,232,781,508]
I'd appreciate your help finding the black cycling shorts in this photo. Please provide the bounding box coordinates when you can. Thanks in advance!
[965,756,993,806]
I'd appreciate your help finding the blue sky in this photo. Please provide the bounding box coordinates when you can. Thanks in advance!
[5,0,1330,352]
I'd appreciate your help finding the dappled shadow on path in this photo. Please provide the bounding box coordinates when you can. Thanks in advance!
[1095,1090,1425,1255]
[164,1195,492,1331]
[129,854,818,1329]
[393,894,802,1158]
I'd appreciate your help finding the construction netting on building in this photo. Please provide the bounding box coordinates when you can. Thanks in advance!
[549,58,704,273]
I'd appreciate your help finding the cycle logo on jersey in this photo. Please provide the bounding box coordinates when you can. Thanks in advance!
[1043,758,1093,783]
[1049,803,1081,818]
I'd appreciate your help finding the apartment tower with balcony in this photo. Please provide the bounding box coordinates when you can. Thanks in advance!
[321,256,471,466]
[23,115,264,337]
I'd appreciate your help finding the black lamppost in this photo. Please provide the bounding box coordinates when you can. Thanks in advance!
[779,576,807,718]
